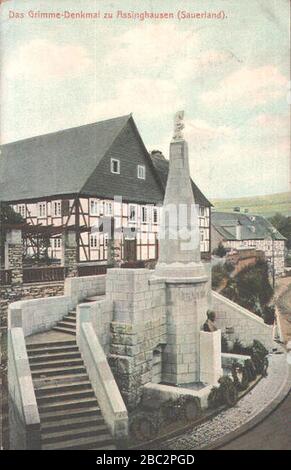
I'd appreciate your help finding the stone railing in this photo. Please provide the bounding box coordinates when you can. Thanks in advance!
[64,274,106,305]
[77,314,128,440]
[8,328,40,449]
[212,291,274,350]
[8,295,71,337]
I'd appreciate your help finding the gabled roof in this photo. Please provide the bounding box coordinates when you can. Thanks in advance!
[0,115,131,202]
[150,152,212,207]
[212,211,286,241]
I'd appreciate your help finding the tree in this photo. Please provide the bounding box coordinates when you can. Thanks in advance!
[221,259,274,323]
[269,213,291,250]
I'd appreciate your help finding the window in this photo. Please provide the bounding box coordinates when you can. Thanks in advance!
[90,234,98,248]
[53,238,61,249]
[17,204,26,218]
[53,201,61,217]
[104,201,113,216]
[137,165,146,180]
[142,206,148,224]
[111,159,120,174]
[129,204,137,223]
[90,199,99,215]
[153,207,158,224]
[38,202,47,218]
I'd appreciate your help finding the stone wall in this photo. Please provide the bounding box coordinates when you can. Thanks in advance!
[106,269,167,410]
[8,295,71,338]
[64,274,105,306]
[77,300,113,354]
[212,291,274,350]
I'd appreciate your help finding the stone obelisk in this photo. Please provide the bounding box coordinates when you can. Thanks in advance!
[155,111,209,385]
[155,110,205,279]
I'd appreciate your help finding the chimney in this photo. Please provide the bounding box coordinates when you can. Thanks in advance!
[236,220,242,240]
[150,150,166,160]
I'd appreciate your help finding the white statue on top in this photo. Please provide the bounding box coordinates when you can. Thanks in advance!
[173,110,185,141]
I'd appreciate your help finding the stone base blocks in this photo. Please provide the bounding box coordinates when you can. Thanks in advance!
[200,330,223,385]
[106,268,167,410]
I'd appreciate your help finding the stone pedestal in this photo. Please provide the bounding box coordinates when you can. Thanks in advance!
[200,330,223,385]
[62,230,78,277]
[163,277,208,385]
[5,229,23,285]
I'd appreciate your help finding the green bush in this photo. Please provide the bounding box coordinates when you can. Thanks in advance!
[262,305,275,325]
[221,334,229,353]
[212,264,226,289]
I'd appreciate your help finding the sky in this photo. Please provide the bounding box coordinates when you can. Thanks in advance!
[1,0,290,199]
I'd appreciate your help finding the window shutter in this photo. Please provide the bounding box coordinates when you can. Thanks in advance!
[62,199,70,216]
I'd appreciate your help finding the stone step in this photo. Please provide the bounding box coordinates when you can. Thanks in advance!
[33,373,89,389]
[40,404,101,422]
[53,326,76,336]
[26,339,76,350]
[41,415,104,433]
[41,423,109,444]
[36,380,92,396]
[92,444,117,450]
[37,388,94,404]
[32,365,86,378]
[38,396,98,413]
[28,344,79,355]
[58,319,76,328]
[41,433,114,450]
[29,351,81,363]
[30,357,83,370]
[63,315,76,323]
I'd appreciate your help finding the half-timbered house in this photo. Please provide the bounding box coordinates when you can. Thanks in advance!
[0,114,211,264]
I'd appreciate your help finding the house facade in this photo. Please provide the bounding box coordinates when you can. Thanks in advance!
[0,115,211,264]
[211,211,286,277]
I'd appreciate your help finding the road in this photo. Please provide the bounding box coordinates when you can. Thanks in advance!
[218,391,291,450]
[275,277,291,344]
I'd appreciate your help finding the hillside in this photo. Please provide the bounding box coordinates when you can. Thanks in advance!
[211,192,291,217]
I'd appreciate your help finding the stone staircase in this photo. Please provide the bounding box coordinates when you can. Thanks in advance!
[26,309,116,450]
[52,309,77,336]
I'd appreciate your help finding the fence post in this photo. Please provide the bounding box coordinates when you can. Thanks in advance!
[5,229,23,286]
[62,230,78,278]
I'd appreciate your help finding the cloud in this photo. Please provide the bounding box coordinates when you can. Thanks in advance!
[87,77,182,121]
[185,118,235,141]
[106,23,197,74]
[6,39,93,80]
[201,66,288,108]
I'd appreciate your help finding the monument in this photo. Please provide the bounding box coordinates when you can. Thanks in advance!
[155,111,221,385]
[107,111,222,410]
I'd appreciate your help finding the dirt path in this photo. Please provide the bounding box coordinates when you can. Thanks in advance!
[274,277,291,344]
